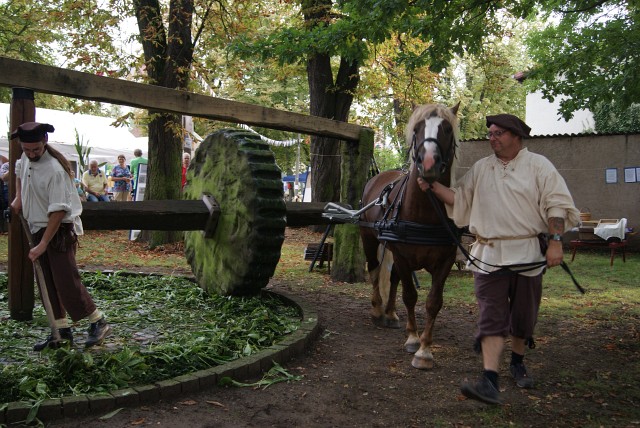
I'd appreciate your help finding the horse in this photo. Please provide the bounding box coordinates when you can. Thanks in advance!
[359,103,460,370]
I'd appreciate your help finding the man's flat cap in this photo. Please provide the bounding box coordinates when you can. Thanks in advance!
[11,122,55,142]
[486,114,531,138]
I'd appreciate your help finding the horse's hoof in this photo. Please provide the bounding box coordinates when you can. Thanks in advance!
[371,315,386,327]
[404,342,420,354]
[411,355,435,370]
[384,318,401,329]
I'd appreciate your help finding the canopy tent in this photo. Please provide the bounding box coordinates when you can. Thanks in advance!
[281,170,309,182]
[0,137,130,165]
[0,103,147,162]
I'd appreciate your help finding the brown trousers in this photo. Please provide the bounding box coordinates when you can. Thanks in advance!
[34,223,96,322]
[473,271,543,341]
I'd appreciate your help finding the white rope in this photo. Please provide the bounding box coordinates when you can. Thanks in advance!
[239,124,303,147]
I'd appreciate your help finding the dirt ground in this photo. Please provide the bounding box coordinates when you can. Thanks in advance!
[36,229,640,428]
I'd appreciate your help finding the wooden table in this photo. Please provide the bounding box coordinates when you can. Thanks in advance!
[569,239,627,266]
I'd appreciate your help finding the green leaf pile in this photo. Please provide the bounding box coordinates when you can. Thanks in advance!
[0,272,300,404]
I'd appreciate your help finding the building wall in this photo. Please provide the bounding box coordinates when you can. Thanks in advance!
[525,92,595,136]
[456,134,640,247]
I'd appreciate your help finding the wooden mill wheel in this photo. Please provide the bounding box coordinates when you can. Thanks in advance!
[183,129,286,296]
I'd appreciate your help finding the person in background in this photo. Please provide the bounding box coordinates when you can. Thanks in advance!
[418,114,579,405]
[181,152,191,190]
[10,122,111,350]
[0,155,10,232]
[71,171,86,202]
[111,154,132,202]
[130,149,147,199]
[82,160,110,202]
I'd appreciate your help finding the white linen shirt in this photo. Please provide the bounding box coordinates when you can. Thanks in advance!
[15,150,84,235]
[448,148,580,276]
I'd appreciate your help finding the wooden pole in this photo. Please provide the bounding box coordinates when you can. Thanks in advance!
[79,200,337,231]
[8,88,35,321]
[332,128,375,282]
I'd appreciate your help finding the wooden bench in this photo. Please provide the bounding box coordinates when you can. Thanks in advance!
[569,239,627,266]
[305,243,333,273]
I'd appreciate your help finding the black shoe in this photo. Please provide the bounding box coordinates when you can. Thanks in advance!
[510,362,534,388]
[85,317,111,348]
[33,327,73,351]
[460,376,502,405]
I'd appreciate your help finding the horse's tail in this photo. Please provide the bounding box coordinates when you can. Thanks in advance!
[377,244,394,305]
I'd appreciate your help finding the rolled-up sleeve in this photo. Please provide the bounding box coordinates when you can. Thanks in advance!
[537,160,580,231]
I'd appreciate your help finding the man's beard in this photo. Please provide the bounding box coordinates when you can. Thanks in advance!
[29,155,42,162]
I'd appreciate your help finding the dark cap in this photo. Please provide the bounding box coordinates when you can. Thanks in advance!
[486,114,531,138]
[11,122,55,142]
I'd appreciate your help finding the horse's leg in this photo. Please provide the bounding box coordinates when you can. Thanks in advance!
[362,238,387,327]
[397,265,420,353]
[411,261,454,370]
[380,248,400,328]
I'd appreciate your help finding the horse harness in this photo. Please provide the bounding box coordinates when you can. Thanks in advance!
[358,170,461,247]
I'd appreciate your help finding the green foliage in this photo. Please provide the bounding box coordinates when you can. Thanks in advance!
[373,145,404,171]
[73,129,92,175]
[435,17,532,140]
[593,102,640,134]
[221,361,303,389]
[0,0,60,64]
[0,272,301,404]
[526,1,640,120]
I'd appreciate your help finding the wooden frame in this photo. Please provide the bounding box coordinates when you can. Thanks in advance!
[0,57,374,319]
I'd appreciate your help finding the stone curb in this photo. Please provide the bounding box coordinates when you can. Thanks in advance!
[1,289,320,425]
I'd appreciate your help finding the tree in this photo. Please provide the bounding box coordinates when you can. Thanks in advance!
[593,101,640,133]
[526,0,640,121]
[132,0,195,246]
[231,0,539,281]
[436,18,533,140]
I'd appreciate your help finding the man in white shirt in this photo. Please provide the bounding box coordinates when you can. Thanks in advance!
[11,122,111,350]
[419,114,579,404]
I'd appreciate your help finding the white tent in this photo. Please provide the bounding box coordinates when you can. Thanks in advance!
[0,103,148,164]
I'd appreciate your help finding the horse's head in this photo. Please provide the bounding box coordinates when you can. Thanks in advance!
[407,103,460,184]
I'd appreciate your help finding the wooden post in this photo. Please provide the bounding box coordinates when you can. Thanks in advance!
[332,128,375,282]
[8,88,35,321]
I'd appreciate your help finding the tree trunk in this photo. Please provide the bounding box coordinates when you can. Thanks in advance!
[134,0,194,246]
[303,0,365,281]
[140,112,184,245]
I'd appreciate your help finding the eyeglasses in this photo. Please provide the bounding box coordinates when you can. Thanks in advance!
[487,130,508,139]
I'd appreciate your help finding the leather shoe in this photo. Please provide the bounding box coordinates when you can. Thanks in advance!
[510,362,535,388]
[460,375,502,405]
[85,317,111,347]
[33,327,73,351]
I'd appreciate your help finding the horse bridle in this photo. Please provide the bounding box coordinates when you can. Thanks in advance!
[411,127,456,179]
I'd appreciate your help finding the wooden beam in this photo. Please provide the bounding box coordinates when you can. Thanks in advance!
[8,88,35,321]
[284,202,335,227]
[0,57,367,142]
[80,200,212,231]
[79,200,337,230]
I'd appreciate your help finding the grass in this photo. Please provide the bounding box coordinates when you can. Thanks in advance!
[0,230,191,273]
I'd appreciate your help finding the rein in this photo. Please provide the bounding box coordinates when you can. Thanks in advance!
[359,170,459,246]
[425,189,585,294]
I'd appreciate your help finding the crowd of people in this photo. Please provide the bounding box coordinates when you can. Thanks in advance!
[76,150,148,202]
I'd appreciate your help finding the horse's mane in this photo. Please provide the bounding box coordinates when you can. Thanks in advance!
[404,103,460,146]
